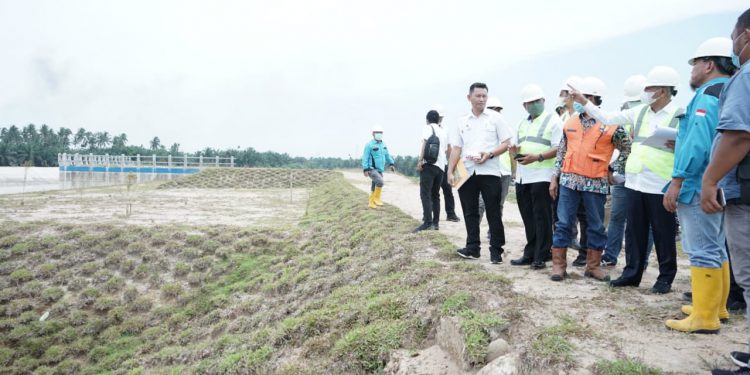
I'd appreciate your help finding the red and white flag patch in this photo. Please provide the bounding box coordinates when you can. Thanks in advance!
[695,109,706,117]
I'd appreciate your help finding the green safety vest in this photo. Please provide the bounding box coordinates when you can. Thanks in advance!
[513,113,555,169]
[624,104,683,181]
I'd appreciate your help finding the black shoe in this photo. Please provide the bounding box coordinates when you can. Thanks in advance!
[530,261,546,270]
[712,367,750,375]
[728,300,747,313]
[609,277,640,288]
[490,253,503,265]
[572,254,587,267]
[682,292,693,303]
[431,223,439,230]
[413,223,432,233]
[510,257,532,266]
[446,214,460,222]
[651,281,671,294]
[732,351,750,368]
[456,248,480,260]
[571,240,582,251]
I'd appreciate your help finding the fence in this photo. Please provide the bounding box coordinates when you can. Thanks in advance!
[58,153,235,168]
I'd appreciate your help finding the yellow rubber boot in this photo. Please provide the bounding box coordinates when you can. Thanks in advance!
[680,261,730,321]
[368,192,378,209]
[666,267,721,334]
[373,186,384,206]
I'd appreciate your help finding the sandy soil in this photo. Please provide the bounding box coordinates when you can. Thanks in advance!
[0,183,309,227]
[342,170,746,374]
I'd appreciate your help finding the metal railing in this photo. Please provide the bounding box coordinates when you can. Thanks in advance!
[58,153,235,168]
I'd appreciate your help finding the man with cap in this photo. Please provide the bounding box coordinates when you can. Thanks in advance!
[705,8,750,374]
[432,105,462,222]
[558,75,590,267]
[448,82,513,264]
[662,37,737,334]
[361,125,396,209]
[549,77,631,282]
[575,66,685,294]
[509,84,563,269]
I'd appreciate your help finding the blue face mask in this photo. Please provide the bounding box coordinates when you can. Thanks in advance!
[732,32,748,68]
[573,102,585,114]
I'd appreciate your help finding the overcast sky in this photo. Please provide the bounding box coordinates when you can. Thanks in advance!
[0,1,747,158]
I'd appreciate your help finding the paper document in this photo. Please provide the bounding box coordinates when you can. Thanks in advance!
[453,160,470,190]
[641,127,677,153]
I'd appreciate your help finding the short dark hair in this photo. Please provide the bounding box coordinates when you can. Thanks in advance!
[584,95,603,106]
[469,82,488,94]
[738,8,750,30]
[426,110,440,124]
[702,56,737,76]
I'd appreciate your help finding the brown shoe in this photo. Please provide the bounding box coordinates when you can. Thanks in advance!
[584,249,610,281]
[550,247,567,282]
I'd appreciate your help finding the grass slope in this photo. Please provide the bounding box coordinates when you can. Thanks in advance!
[158,168,340,189]
[0,174,517,374]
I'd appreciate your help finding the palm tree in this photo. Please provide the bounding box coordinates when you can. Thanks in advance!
[150,137,161,151]
[73,128,87,148]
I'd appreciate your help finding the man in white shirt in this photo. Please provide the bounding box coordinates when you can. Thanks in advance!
[572,66,684,294]
[509,84,563,270]
[448,82,513,264]
[415,110,449,232]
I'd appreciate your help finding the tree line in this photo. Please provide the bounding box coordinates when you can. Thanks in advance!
[0,124,420,176]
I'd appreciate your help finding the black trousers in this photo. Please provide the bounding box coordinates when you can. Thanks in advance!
[458,174,505,254]
[619,188,677,285]
[441,165,457,216]
[419,164,443,225]
[728,244,747,303]
[516,182,553,262]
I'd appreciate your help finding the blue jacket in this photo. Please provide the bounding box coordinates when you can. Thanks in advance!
[672,77,728,204]
[361,139,395,173]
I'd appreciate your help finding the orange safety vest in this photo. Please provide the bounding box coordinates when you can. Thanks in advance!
[561,116,617,179]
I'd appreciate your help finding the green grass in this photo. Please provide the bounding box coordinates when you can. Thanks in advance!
[594,358,663,375]
[0,172,518,374]
[524,314,589,371]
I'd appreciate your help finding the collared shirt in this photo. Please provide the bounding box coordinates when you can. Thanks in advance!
[422,123,448,167]
[585,100,680,195]
[514,111,563,184]
[672,77,728,204]
[717,62,750,200]
[451,109,513,177]
[553,114,631,194]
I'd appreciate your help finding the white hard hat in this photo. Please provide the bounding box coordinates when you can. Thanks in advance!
[623,74,647,101]
[581,77,606,97]
[560,75,583,92]
[644,66,680,88]
[689,37,733,65]
[430,105,445,117]
[486,97,503,109]
[520,84,545,103]
[372,125,383,133]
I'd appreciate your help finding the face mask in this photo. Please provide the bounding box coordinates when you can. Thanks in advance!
[573,102,585,114]
[374,133,383,141]
[732,32,748,68]
[526,102,544,117]
[640,91,657,105]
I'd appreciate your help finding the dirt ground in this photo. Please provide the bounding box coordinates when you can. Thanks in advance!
[342,170,747,374]
[0,182,309,227]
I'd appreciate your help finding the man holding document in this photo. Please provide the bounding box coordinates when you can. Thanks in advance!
[572,66,685,294]
[448,82,513,264]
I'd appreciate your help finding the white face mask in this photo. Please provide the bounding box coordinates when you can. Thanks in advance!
[374,133,383,141]
[640,91,657,105]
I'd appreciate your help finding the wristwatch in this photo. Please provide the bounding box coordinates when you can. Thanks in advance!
[537,154,544,162]
[488,151,495,159]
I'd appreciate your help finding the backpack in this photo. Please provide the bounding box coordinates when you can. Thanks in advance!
[423,124,441,164]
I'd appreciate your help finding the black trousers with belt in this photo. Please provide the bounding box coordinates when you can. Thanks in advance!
[516,181,553,262]
[458,174,505,256]
[618,188,677,285]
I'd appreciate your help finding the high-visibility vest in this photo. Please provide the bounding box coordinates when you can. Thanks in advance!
[624,104,683,181]
[516,113,555,169]
[561,115,618,178]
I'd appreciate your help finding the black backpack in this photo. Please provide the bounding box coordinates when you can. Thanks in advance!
[423,125,441,164]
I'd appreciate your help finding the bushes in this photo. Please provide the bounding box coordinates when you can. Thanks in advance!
[10,268,33,284]
[42,287,64,303]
